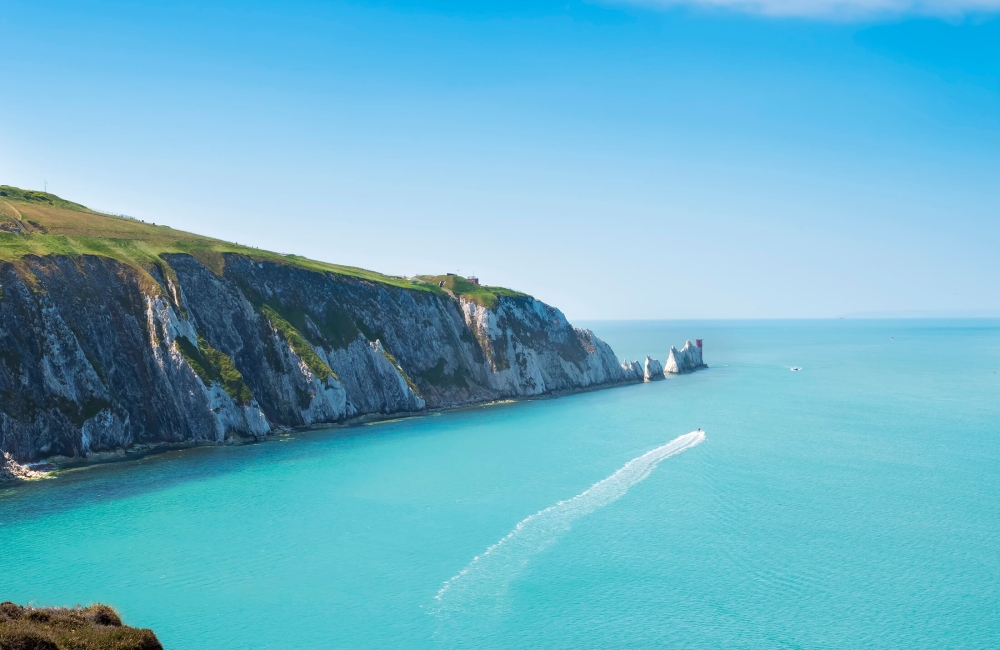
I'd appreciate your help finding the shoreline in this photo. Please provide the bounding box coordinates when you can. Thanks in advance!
[2,378,644,486]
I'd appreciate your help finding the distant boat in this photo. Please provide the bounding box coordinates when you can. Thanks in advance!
[791,367,802,371]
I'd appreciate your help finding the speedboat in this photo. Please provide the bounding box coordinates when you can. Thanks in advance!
[790,366,802,371]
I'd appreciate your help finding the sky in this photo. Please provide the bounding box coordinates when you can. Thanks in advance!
[1,0,998,319]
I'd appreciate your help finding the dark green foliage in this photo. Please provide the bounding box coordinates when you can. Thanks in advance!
[174,334,254,405]
[420,357,470,389]
[260,301,360,351]
[321,306,362,349]
[379,345,421,395]
[260,305,337,382]
[0,602,162,650]
[227,269,360,352]
[174,336,212,386]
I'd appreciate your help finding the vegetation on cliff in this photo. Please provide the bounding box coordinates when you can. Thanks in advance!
[0,602,161,650]
[261,305,338,381]
[174,334,254,405]
[0,185,531,310]
[0,185,427,293]
[415,274,528,309]
[0,184,626,464]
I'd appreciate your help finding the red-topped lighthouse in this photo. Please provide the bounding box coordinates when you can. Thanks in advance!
[695,339,703,348]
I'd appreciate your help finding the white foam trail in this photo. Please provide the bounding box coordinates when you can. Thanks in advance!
[432,430,705,615]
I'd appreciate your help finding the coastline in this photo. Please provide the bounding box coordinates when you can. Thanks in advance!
[2,377,645,486]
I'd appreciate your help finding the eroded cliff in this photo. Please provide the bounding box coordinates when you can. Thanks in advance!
[0,251,641,463]
[0,186,705,468]
[665,340,708,374]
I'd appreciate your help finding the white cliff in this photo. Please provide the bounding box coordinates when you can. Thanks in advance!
[665,340,708,375]
[0,252,672,470]
[147,295,273,442]
[456,295,632,398]
[621,358,643,381]
[644,356,665,381]
[319,335,424,416]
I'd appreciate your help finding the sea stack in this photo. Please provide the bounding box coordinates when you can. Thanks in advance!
[665,340,708,375]
[644,356,665,381]
[621,358,644,381]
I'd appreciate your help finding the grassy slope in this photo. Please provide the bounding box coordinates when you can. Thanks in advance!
[415,274,529,309]
[0,186,427,291]
[0,185,528,307]
[0,602,162,650]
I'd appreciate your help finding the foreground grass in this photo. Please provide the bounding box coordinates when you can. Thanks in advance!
[0,602,161,650]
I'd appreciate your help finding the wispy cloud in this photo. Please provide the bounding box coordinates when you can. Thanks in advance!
[612,0,1000,19]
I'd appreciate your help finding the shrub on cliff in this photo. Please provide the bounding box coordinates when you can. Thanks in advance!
[0,603,161,650]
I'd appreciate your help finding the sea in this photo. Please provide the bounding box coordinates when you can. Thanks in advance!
[1,319,998,649]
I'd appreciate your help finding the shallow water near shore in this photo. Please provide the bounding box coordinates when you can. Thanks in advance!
[2,319,999,648]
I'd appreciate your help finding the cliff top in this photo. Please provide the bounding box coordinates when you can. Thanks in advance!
[0,184,424,291]
[0,601,162,650]
[415,274,529,309]
[0,185,527,307]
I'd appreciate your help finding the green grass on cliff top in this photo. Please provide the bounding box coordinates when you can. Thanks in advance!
[416,274,528,309]
[0,185,527,305]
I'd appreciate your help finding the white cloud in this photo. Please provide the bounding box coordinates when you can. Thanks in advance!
[613,0,1000,18]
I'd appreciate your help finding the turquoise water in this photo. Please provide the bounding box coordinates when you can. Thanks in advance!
[2,320,999,648]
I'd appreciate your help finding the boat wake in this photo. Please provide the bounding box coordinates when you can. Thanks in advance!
[431,430,706,616]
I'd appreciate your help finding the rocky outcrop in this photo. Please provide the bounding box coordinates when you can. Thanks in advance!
[0,601,162,650]
[621,358,643,381]
[1,451,44,481]
[457,296,631,398]
[0,253,643,464]
[665,340,708,374]
[643,356,665,382]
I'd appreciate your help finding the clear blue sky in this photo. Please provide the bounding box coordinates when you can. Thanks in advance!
[1,0,998,319]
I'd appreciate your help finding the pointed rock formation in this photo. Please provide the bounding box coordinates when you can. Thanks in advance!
[665,340,708,375]
[644,355,665,381]
[621,358,643,381]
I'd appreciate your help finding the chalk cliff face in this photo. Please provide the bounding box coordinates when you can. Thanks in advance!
[457,295,629,399]
[665,340,708,374]
[644,356,665,382]
[621,358,643,381]
[0,253,639,463]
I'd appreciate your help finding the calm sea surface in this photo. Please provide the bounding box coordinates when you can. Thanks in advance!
[2,320,998,649]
